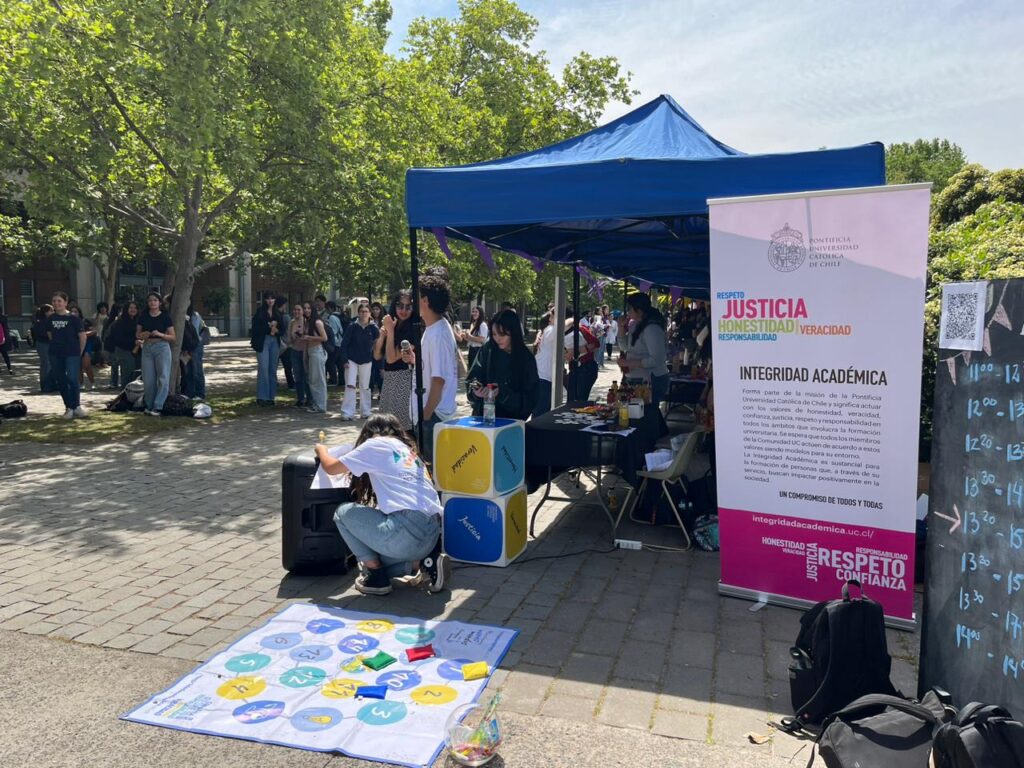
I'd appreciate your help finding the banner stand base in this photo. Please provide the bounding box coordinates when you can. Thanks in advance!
[718,582,918,632]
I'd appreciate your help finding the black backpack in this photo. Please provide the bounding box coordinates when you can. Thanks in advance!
[809,689,955,768]
[789,579,897,724]
[932,703,1024,767]
[0,399,28,418]
[161,393,192,417]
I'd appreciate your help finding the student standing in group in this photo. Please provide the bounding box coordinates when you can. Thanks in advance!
[323,300,344,386]
[464,306,488,371]
[286,302,309,408]
[31,304,55,392]
[303,302,329,413]
[110,301,140,388]
[136,292,175,416]
[466,309,538,421]
[340,303,379,420]
[44,292,87,418]
[186,303,207,399]
[618,292,670,409]
[401,270,459,461]
[603,306,617,361]
[79,318,98,390]
[564,309,601,402]
[532,309,557,417]
[250,291,283,406]
[375,289,415,431]
[275,296,296,392]
[316,413,450,595]
[369,301,385,397]
[591,309,607,368]
[0,312,13,374]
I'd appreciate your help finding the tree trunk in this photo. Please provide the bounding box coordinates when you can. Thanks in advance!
[167,177,202,394]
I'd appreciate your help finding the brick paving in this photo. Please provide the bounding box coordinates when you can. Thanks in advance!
[0,340,922,762]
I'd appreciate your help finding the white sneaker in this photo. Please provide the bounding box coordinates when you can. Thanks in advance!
[73,406,88,418]
[62,408,74,420]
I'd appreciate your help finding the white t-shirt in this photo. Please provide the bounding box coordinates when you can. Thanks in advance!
[341,436,443,517]
[605,318,618,345]
[410,318,459,423]
[467,321,487,348]
[534,324,557,383]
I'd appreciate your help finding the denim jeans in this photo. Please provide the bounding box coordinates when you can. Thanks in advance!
[256,337,279,401]
[333,504,440,580]
[306,345,328,411]
[36,341,55,392]
[141,340,172,411]
[532,378,553,418]
[191,342,206,398]
[49,353,81,409]
[341,361,373,417]
[112,348,138,389]
[290,348,308,405]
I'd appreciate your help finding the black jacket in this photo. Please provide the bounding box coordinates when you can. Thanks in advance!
[250,307,284,353]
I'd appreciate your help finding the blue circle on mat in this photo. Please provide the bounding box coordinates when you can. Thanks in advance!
[337,634,379,654]
[394,626,435,645]
[356,700,407,726]
[376,669,422,691]
[225,653,272,674]
[280,666,328,688]
[291,707,343,733]
[437,658,474,681]
[289,644,334,663]
[233,700,285,724]
[306,618,346,634]
[260,632,302,650]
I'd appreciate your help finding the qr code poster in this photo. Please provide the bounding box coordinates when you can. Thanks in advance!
[122,605,518,768]
[939,281,989,351]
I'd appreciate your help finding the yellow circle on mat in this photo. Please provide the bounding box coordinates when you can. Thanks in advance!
[356,620,395,634]
[321,678,363,699]
[216,675,266,700]
[341,656,367,674]
[410,685,458,705]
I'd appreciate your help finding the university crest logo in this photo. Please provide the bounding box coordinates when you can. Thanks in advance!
[768,223,806,272]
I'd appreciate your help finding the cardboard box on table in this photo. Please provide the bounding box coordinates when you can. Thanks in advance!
[433,416,527,566]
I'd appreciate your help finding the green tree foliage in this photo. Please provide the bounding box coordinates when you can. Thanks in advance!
[885,138,966,195]
[919,176,1024,450]
[931,164,1024,228]
[0,0,385,387]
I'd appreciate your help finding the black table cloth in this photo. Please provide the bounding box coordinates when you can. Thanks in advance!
[525,402,667,492]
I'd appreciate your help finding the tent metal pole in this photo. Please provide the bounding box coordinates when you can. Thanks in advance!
[572,262,581,401]
[410,227,425,455]
[622,280,628,312]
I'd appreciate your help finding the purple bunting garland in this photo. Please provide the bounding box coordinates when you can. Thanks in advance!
[469,237,496,272]
[431,228,454,261]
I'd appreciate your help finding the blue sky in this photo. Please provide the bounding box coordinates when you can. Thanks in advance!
[388,0,1024,170]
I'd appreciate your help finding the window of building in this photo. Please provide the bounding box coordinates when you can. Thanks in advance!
[20,279,35,316]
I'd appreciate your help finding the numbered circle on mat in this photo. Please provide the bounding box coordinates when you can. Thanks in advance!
[217,675,267,700]
[410,685,458,705]
[356,700,407,726]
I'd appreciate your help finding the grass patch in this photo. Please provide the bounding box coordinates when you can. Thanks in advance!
[0,389,288,444]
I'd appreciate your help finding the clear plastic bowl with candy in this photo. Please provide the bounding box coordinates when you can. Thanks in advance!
[445,693,502,766]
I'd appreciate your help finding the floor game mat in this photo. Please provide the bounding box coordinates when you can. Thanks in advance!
[122,604,518,767]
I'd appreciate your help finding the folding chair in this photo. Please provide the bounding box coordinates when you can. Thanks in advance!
[616,428,703,550]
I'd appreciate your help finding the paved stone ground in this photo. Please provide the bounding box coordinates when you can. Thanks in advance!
[0,341,923,764]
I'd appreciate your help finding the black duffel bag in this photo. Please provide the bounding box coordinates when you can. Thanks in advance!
[0,399,28,418]
[808,689,955,768]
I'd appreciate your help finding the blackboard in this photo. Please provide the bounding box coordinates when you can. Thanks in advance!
[921,278,1024,710]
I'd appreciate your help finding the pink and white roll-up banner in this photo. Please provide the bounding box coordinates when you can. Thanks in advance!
[708,184,930,625]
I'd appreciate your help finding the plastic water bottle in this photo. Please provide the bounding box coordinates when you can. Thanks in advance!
[483,385,497,426]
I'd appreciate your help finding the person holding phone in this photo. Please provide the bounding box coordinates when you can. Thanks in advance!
[250,291,283,406]
[135,292,175,415]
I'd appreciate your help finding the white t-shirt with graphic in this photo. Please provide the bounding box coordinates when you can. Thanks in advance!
[341,436,443,517]
[410,318,459,423]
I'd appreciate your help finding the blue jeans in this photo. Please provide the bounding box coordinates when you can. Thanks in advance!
[36,341,56,392]
[141,341,172,411]
[290,348,308,405]
[49,353,81,409]
[256,338,280,401]
[306,345,328,411]
[533,378,552,418]
[190,342,206,398]
[333,504,440,579]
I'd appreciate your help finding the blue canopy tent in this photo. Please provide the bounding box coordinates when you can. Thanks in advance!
[405,94,885,297]
[402,94,885,442]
